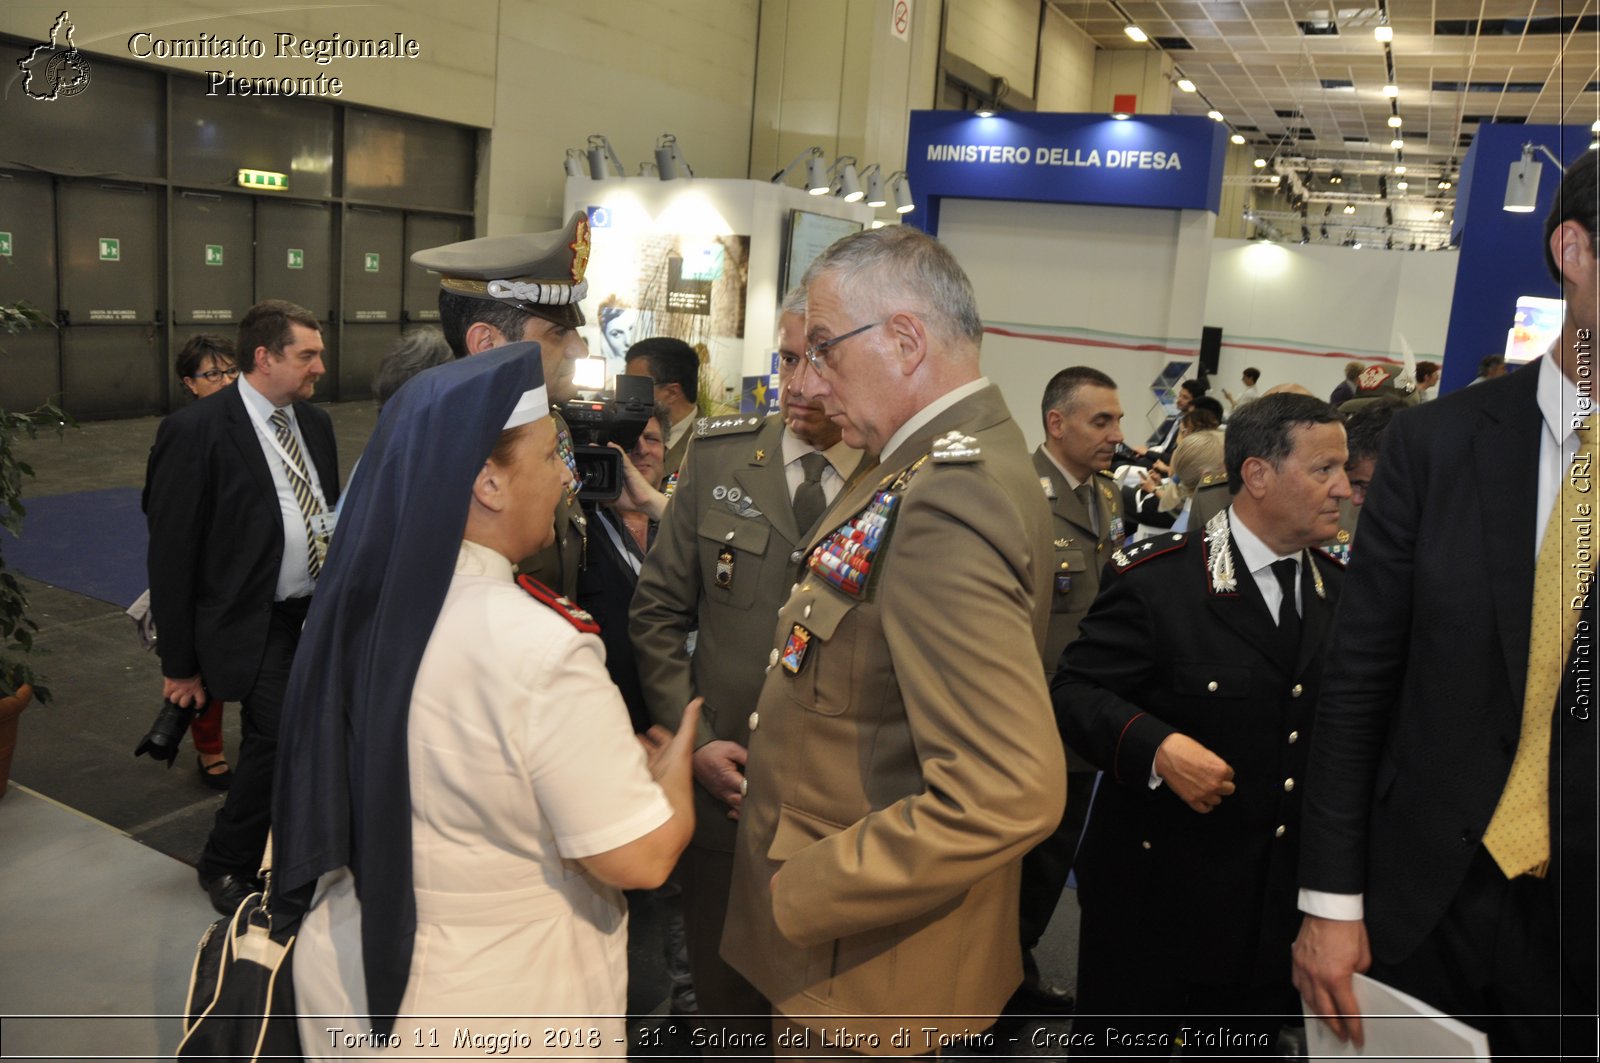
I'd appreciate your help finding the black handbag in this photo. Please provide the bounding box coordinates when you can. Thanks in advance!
[176,873,304,1062]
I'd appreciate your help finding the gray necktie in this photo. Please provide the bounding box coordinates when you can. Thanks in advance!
[793,452,830,533]
[1074,482,1098,537]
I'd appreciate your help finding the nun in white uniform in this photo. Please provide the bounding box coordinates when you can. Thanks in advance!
[273,343,698,1059]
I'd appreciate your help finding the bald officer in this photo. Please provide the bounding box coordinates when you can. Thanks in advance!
[722,226,1064,1049]
[412,212,592,598]
[630,285,861,1043]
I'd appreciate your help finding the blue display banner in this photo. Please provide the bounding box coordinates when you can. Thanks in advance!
[904,110,1229,231]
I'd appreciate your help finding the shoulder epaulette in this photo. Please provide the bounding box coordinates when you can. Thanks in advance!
[930,430,983,464]
[1096,469,1117,480]
[1110,532,1188,572]
[695,414,764,439]
[515,574,601,633]
[1197,471,1229,487]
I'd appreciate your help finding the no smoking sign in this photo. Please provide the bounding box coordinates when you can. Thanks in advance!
[892,0,911,40]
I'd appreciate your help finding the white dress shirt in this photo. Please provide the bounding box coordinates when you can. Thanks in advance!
[236,374,332,601]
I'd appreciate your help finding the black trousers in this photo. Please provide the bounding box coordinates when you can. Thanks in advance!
[1372,845,1592,1061]
[197,597,309,880]
[1073,890,1295,1057]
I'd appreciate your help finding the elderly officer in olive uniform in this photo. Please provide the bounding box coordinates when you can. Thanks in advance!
[722,226,1065,1049]
[1052,393,1350,1050]
[1015,365,1126,1008]
[411,212,592,598]
[630,285,861,1043]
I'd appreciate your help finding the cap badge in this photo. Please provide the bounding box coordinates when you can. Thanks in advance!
[570,216,591,283]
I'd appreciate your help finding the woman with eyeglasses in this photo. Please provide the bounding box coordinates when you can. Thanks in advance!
[141,334,240,787]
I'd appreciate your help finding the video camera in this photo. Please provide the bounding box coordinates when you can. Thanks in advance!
[557,373,657,503]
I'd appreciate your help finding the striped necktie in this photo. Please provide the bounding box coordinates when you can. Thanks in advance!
[268,408,324,580]
[1483,414,1595,878]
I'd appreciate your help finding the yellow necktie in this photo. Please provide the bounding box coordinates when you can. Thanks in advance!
[1483,415,1595,878]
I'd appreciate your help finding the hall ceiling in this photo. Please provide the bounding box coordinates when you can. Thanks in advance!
[1051,0,1600,193]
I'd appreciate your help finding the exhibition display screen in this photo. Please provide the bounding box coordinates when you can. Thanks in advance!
[782,210,863,295]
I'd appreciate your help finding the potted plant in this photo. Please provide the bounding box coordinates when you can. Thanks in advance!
[1,301,67,797]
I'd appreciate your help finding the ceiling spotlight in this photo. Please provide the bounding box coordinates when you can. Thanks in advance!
[586,134,625,179]
[861,164,887,208]
[1592,120,1600,133]
[771,146,829,194]
[1438,178,1452,190]
[1253,157,1267,168]
[889,171,915,214]
[1343,203,1356,214]
[1375,23,1394,43]
[1505,142,1563,212]
[1329,170,1343,184]
[1397,180,1409,190]
[1387,115,1403,128]
[1177,78,1196,93]
[1382,83,1400,98]
[1230,133,1246,145]
[563,149,583,178]
[1320,224,1330,239]
[830,156,864,202]
[1592,140,1600,152]
[1124,25,1149,43]
[1394,164,1407,174]
[1390,138,1405,150]
[975,107,995,117]
[655,133,693,180]
[1432,208,1445,219]
[1353,241,1363,249]
[1270,175,1281,184]
[1207,110,1225,122]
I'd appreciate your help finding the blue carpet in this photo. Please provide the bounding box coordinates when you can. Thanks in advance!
[2,487,148,608]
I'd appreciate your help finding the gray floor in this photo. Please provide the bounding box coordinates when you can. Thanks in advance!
[0,400,1081,1059]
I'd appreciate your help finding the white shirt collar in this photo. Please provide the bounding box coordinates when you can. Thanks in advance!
[1228,506,1300,576]
[880,376,990,466]
[1536,348,1587,443]
[668,408,696,450]
[458,537,517,579]
[781,426,859,475]
[236,373,288,422]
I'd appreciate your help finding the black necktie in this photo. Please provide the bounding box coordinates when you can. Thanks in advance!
[1272,558,1300,649]
[793,452,830,533]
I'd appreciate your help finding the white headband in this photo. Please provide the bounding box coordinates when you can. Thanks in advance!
[503,384,550,430]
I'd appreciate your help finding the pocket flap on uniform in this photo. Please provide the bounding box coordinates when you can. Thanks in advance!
[1172,661,1252,699]
[789,585,855,641]
[768,804,850,862]
[698,506,771,557]
[1055,546,1088,573]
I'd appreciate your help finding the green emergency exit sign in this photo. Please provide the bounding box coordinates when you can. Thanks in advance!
[205,244,224,267]
[287,248,304,270]
[0,232,12,257]
[99,237,120,262]
[364,252,380,272]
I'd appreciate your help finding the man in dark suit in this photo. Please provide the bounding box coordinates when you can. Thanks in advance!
[145,299,338,915]
[630,287,860,1042]
[411,214,592,598]
[1293,153,1599,1060]
[1054,393,1350,1048]
[1015,366,1125,1009]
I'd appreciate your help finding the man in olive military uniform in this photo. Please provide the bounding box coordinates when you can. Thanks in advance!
[1052,393,1350,1050]
[722,227,1065,1047]
[630,287,860,1043]
[1015,366,1126,1009]
[411,212,593,598]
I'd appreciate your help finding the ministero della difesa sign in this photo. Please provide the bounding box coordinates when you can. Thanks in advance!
[126,24,420,97]
[904,110,1229,224]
